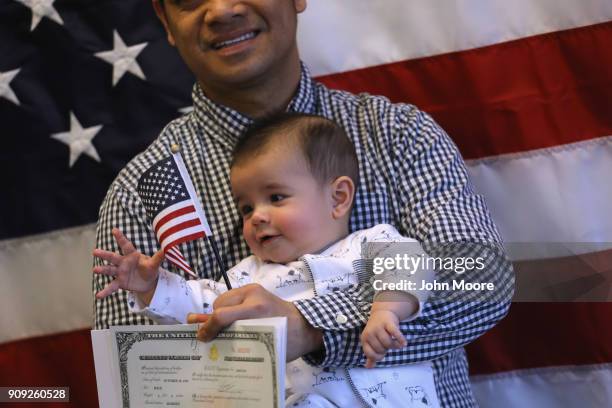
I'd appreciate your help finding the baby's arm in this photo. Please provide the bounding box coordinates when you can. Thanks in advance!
[361,291,417,368]
[357,226,435,368]
[93,227,228,324]
[128,269,225,324]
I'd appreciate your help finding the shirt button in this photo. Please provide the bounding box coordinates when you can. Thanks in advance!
[335,314,348,324]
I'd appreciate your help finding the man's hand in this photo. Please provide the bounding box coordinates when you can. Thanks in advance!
[186,283,323,361]
[361,309,408,368]
[93,228,164,302]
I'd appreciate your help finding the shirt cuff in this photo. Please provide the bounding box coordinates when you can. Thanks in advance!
[293,289,370,367]
[301,327,364,367]
[293,289,368,331]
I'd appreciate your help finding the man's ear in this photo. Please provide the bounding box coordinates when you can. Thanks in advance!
[294,0,307,14]
[152,0,176,47]
[330,176,355,220]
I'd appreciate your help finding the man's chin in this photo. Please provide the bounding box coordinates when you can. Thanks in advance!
[201,57,268,86]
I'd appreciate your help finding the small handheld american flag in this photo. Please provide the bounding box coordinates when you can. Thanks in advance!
[137,144,231,288]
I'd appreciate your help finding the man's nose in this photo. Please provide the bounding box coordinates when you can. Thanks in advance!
[204,0,246,25]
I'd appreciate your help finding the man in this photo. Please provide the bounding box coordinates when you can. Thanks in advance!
[93,1,513,406]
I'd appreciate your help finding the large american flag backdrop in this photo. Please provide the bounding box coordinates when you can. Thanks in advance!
[1,0,611,406]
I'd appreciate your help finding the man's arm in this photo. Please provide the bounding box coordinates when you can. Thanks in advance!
[298,245,512,367]
[295,107,514,367]
[183,106,513,366]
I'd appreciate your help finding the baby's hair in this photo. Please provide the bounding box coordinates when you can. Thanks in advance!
[232,113,360,189]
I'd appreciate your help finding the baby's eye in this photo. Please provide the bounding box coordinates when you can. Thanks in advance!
[270,194,286,203]
[239,204,253,216]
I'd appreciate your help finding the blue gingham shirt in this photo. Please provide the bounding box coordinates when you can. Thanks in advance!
[93,65,513,407]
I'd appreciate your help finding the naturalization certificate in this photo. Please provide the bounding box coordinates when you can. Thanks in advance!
[91,317,287,408]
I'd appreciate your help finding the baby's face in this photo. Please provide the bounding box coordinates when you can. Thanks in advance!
[230,145,338,263]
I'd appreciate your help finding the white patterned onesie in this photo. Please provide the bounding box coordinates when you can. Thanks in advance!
[129,224,440,408]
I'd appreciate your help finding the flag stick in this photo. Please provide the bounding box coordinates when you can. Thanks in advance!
[207,238,232,289]
[171,144,232,289]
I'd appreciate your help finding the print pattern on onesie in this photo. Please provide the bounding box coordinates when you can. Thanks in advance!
[276,268,307,289]
[360,381,387,406]
[406,385,431,407]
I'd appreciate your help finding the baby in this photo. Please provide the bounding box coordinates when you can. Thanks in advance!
[94,113,436,407]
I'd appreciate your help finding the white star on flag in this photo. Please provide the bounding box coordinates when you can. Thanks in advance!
[15,0,64,31]
[95,30,148,86]
[51,112,103,167]
[0,69,21,105]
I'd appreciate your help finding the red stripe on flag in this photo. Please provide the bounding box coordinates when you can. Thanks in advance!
[467,302,612,374]
[164,232,206,253]
[0,329,98,407]
[168,258,195,276]
[158,218,202,246]
[167,246,187,262]
[467,249,612,374]
[166,248,186,263]
[153,204,197,235]
[316,22,612,159]
[166,248,192,271]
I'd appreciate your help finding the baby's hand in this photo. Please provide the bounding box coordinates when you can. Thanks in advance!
[361,309,408,368]
[93,228,164,299]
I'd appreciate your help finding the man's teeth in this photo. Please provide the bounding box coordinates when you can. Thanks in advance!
[214,32,256,49]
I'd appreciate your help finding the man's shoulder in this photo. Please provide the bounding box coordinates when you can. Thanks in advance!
[103,114,195,204]
[313,82,441,148]
[313,82,445,156]
[314,81,420,122]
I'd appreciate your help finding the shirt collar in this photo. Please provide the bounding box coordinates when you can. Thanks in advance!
[286,62,316,114]
[190,63,317,144]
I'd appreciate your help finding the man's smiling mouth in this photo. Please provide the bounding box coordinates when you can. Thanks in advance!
[212,31,259,50]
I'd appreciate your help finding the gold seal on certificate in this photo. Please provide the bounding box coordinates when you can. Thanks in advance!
[91,317,287,408]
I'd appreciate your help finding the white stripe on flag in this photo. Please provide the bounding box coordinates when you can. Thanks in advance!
[298,0,612,76]
[167,246,186,261]
[152,200,194,230]
[471,363,612,407]
[160,225,206,251]
[0,224,95,344]
[172,153,213,236]
[466,136,612,260]
[166,254,190,273]
[166,247,191,271]
[166,252,197,278]
[155,211,200,238]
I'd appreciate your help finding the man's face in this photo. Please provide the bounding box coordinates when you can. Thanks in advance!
[230,143,338,264]
[154,0,306,91]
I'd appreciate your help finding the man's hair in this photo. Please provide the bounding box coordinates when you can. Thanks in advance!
[232,113,360,189]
